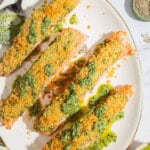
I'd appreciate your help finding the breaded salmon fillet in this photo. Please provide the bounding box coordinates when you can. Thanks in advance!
[34,31,134,135]
[0,28,87,129]
[42,85,133,150]
[0,0,80,76]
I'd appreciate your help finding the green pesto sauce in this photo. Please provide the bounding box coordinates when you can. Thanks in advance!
[51,22,64,33]
[12,75,22,89]
[41,16,51,36]
[112,111,124,122]
[20,72,36,99]
[62,84,80,116]
[88,131,117,150]
[93,105,108,133]
[99,131,117,148]
[29,99,42,116]
[69,83,76,91]
[88,140,102,150]
[27,18,37,44]
[72,122,82,140]
[93,121,108,133]
[62,92,80,116]
[0,10,24,45]
[55,36,61,42]
[79,78,92,87]
[44,64,53,76]
[65,6,73,12]
[89,84,112,106]
[61,122,82,143]
[79,62,96,86]
[64,144,72,150]
[95,106,106,121]
[143,145,150,150]
[83,129,90,135]
[61,130,71,143]
[69,14,79,25]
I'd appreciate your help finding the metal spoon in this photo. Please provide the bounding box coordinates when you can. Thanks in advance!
[0,0,25,16]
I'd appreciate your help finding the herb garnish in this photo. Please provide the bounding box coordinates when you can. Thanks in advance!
[69,14,79,25]
[27,18,37,44]
[79,62,96,86]
[42,16,51,36]
[89,84,112,105]
[61,130,71,143]
[72,122,82,140]
[20,72,36,98]
[44,64,53,76]
[62,84,80,116]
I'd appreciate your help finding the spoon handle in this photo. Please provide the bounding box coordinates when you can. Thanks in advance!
[13,0,23,13]
[17,0,23,10]
[0,137,7,149]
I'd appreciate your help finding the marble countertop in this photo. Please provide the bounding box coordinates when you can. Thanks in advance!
[109,0,150,149]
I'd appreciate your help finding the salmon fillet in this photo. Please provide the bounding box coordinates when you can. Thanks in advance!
[34,31,134,135]
[42,85,133,150]
[0,0,80,76]
[0,28,87,129]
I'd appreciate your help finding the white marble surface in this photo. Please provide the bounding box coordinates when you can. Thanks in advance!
[109,0,150,149]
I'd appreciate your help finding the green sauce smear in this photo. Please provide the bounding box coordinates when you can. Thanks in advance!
[93,106,108,134]
[64,144,72,150]
[41,16,51,36]
[112,111,124,122]
[62,84,80,116]
[79,62,96,86]
[95,106,106,121]
[89,84,112,105]
[51,22,64,33]
[27,18,37,44]
[88,131,117,150]
[61,122,82,144]
[69,14,79,25]
[62,92,80,116]
[93,121,108,133]
[65,6,73,12]
[72,122,82,140]
[20,72,36,99]
[61,130,72,143]
[44,64,53,77]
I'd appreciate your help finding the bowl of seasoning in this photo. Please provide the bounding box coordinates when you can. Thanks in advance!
[133,0,150,21]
